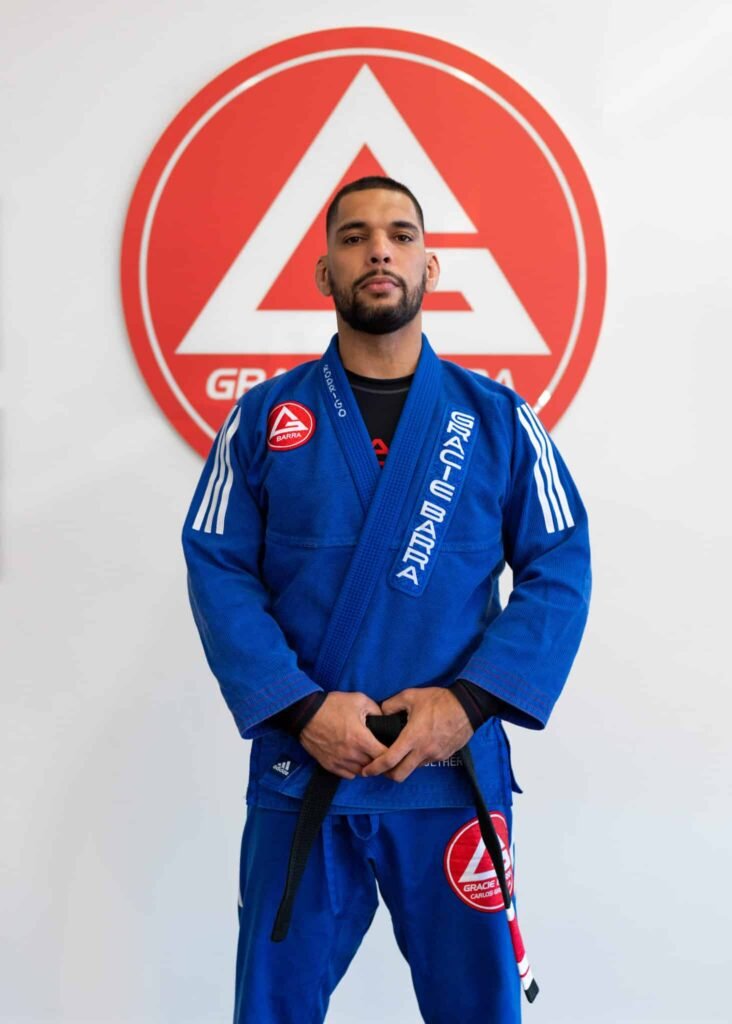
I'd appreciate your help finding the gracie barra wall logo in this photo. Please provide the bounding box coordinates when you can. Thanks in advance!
[121,28,606,458]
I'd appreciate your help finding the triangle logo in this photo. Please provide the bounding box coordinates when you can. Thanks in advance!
[121,29,606,458]
[444,813,514,912]
[176,63,549,358]
[266,401,316,451]
[459,836,505,883]
[269,406,308,440]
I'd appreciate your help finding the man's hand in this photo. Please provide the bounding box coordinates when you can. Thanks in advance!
[360,687,474,783]
[299,692,388,780]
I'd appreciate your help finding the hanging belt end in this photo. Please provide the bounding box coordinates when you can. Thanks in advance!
[523,976,539,1003]
[270,906,290,943]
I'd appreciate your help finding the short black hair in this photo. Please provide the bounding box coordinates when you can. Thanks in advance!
[325,175,425,235]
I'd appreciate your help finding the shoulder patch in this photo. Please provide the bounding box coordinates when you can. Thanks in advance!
[267,402,316,451]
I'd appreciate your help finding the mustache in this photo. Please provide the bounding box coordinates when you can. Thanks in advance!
[353,270,405,289]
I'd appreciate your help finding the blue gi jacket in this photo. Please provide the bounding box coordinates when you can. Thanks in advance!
[182,335,591,812]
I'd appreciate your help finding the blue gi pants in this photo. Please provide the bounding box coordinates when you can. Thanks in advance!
[234,804,521,1024]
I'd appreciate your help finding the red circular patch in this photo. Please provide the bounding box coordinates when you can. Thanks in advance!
[121,28,606,457]
[267,402,316,450]
[443,814,513,912]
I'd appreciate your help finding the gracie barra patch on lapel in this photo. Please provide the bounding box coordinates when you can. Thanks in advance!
[389,407,479,597]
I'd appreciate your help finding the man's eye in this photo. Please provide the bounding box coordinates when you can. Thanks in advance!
[343,236,362,245]
[395,234,414,243]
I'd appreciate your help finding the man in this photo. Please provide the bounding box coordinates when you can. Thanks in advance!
[182,176,591,1023]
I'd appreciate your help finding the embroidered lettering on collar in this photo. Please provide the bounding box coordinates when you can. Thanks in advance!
[390,409,478,597]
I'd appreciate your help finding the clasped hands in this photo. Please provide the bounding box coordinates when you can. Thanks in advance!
[299,688,474,783]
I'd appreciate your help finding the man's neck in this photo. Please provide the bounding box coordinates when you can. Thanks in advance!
[336,318,423,379]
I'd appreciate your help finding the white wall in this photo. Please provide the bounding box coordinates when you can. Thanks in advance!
[2,2,730,1022]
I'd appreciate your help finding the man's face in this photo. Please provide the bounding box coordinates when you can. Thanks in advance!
[316,189,439,335]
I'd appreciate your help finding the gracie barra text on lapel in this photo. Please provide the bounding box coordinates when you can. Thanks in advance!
[390,407,479,597]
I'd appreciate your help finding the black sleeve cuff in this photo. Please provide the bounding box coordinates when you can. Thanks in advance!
[450,679,509,730]
[267,691,328,737]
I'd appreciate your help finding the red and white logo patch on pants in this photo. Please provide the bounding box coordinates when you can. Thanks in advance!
[444,813,538,1002]
[443,813,513,912]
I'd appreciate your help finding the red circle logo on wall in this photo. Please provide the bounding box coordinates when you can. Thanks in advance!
[444,814,513,912]
[121,28,606,457]
[267,402,316,451]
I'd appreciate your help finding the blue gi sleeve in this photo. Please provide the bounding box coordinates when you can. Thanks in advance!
[459,399,591,729]
[181,400,323,739]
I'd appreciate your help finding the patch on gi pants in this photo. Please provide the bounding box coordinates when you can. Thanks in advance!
[443,813,513,912]
[270,755,300,778]
[267,402,316,450]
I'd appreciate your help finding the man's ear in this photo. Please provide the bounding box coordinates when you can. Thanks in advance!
[424,251,440,294]
[315,255,332,297]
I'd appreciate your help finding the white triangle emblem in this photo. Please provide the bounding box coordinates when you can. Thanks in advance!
[458,835,510,883]
[269,406,307,440]
[176,64,549,358]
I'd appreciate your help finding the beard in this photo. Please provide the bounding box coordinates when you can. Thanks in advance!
[329,269,427,335]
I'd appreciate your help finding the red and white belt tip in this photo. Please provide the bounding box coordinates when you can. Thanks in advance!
[506,902,539,1003]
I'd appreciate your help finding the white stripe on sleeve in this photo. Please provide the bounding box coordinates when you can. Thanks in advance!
[524,405,574,528]
[520,406,565,530]
[517,405,555,533]
[215,408,242,535]
[192,405,237,532]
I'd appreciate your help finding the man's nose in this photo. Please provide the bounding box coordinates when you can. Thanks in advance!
[367,232,392,264]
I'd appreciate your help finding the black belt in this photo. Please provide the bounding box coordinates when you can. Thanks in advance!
[270,711,538,1003]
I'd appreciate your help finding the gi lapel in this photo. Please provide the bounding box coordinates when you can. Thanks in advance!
[319,337,380,514]
[388,405,479,597]
[314,334,442,690]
